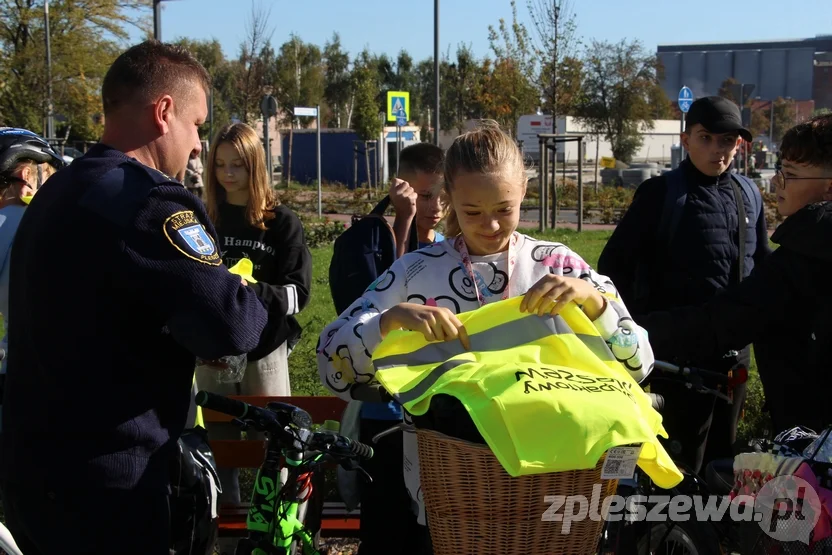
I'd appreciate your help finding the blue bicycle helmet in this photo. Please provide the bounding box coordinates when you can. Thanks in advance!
[0,127,65,175]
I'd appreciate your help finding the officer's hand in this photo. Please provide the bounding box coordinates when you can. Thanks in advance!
[380,303,470,350]
[520,275,606,320]
[389,178,417,218]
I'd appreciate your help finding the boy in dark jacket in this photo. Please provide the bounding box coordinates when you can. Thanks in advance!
[356,143,446,555]
[641,114,832,434]
[598,96,772,474]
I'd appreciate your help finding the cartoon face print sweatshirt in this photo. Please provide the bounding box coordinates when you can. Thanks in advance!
[316,233,654,524]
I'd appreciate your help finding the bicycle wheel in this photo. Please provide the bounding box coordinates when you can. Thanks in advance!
[636,521,722,555]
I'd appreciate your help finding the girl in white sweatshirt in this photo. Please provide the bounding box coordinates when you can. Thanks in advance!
[317,121,654,547]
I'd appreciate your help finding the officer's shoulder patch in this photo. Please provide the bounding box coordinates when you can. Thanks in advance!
[163,210,221,265]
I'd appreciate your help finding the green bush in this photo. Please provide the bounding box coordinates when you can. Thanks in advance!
[299,216,346,249]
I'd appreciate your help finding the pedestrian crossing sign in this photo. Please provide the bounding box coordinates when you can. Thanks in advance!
[387,91,409,122]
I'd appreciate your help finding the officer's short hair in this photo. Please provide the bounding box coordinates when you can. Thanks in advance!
[102,40,211,115]
[398,143,445,177]
[780,114,832,169]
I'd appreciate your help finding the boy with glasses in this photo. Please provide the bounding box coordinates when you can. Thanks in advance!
[641,114,832,433]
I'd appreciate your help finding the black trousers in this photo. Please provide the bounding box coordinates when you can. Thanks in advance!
[0,480,174,555]
[652,379,748,475]
[358,417,433,555]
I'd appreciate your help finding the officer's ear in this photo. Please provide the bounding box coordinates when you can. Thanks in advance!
[153,94,175,135]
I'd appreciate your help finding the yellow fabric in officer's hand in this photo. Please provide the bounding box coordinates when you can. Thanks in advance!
[371,296,683,489]
[21,196,33,205]
[227,258,257,284]
[192,373,204,428]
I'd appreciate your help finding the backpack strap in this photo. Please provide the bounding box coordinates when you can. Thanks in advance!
[728,176,748,284]
[730,174,761,283]
[407,218,419,253]
[372,195,419,256]
[657,168,688,249]
[731,174,762,224]
[371,195,391,216]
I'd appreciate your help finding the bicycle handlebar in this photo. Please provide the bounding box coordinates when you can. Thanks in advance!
[195,390,279,430]
[652,360,729,384]
[195,390,374,461]
[650,360,733,405]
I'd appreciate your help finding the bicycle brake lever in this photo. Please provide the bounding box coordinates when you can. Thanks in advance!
[231,418,250,431]
[338,458,374,484]
[371,422,411,444]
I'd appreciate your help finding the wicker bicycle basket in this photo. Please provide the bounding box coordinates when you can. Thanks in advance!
[416,428,619,555]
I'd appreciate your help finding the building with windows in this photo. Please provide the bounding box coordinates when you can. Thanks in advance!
[657,35,832,110]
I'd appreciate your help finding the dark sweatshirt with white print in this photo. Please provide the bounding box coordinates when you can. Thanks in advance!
[216,202,312,361]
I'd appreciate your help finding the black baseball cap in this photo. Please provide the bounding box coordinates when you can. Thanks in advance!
[685,96,752,142]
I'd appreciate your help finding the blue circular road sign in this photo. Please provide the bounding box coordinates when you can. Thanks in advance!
[678,86,694,113]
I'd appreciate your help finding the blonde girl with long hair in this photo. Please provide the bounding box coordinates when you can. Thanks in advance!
[196,123,312,537]
[317,121,654,551]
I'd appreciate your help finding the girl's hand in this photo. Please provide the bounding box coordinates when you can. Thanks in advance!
[380,303,471,350]
[520,275,606,320]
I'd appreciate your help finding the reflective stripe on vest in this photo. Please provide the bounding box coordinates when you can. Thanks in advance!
[372,297,683,489]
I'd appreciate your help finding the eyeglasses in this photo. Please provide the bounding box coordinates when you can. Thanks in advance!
[773,167,826,189]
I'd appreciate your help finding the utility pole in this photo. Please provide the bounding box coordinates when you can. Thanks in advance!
[153,0,163,40]
[552,1,559,130]
[433,0,440,145]
[550,1,560,229]
[44,0,54,140]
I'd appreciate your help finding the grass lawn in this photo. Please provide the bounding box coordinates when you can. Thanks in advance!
[289,226,769,441]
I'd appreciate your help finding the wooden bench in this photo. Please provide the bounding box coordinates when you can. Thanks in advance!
[201,395,358,538]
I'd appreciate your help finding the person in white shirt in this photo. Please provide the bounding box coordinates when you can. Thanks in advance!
[317,120,653,553]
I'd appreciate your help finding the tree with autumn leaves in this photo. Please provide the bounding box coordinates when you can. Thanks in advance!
[574,39,670,163]
[0,0,148,141]
[1,0,673,154]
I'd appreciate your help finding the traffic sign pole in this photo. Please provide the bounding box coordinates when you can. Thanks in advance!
[316,104,322,218]
[396,124,401,178]
[678,86,694,159]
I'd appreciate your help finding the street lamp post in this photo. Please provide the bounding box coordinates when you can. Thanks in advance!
[433,0,440,145]
[44,0,54,140]
[153,0,164,41]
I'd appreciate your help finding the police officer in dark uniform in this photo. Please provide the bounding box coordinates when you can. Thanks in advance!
[0,41,271,555]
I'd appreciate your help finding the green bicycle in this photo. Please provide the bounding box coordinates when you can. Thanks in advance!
[194,391,374,555]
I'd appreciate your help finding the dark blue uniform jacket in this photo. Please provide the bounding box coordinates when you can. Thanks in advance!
[0,144,269,493]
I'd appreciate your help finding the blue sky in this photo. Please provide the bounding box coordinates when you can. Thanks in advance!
[143,0,831,61]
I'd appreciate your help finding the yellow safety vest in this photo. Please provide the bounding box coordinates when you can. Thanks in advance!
[372,297,683,489]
